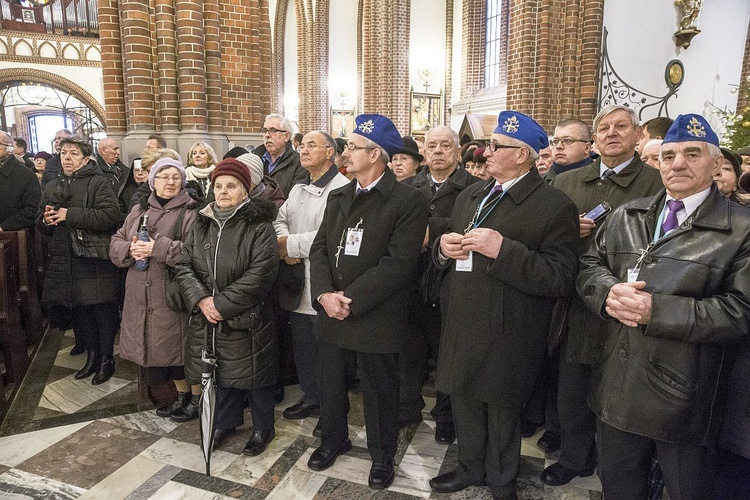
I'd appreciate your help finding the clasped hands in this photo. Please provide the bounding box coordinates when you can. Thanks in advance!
[43,205,68,226]
[319,291,351,320]
[606,281,652,328]
[130,235,155,260]
[440,228,504,260]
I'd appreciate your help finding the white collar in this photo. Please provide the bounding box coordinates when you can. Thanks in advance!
[600,155,635,176]
[356,171,385,191]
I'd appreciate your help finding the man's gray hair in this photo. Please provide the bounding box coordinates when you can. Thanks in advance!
[593,105,639,131]
[363,137,390,163]
[312,130,337,150]
[265,113,295,137]
[659,141,722,161]
[505,135,538,162]
[426,126,459,148]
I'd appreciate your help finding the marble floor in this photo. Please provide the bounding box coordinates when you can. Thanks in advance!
[0,328,602,499]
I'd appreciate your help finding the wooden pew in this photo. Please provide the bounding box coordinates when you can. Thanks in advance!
[0,230,44,344]
[0,241,29,383]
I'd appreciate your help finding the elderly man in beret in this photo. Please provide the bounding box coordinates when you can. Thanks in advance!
[577,114,750,499]
[429,111,580,499]
[308,114,428,489]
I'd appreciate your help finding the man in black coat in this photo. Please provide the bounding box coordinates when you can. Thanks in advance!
[401,125,480,441]
[429,111,580,499]
[96,137,137,222]
[0,131,41,231]
[308,114,428,490]
[252,113,309,197]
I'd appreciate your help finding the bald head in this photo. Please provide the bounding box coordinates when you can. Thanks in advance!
[98,137,120,165]
[0,131,13,160]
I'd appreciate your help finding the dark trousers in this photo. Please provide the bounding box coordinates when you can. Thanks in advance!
[556,340,596,470]
[597,420,716,500]
[452,394,520,497]
[522,348,559,434]
[72,303,119,357]
[215,385,275,432]
[716,448,750,499]
[319,340,400,463]
[289,312,320,405]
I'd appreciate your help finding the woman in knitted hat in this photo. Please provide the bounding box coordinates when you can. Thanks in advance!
[33,151,52,183]
[110,157,203,420]
[186,141,219,198]
[175,158,280,456]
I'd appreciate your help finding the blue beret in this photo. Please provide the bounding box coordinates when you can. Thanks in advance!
[663,114,719,147]
[351,114,404,158]
[493,111,549,153]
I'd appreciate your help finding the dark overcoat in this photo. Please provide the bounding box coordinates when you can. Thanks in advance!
[310,167,429,353]
[0,154,41,231]
[550,155,663,363]
[435,170,580,407]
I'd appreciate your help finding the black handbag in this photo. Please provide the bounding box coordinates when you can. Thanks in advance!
[420,259,447,305]
[164,207,188,312]
[277,260,305,310]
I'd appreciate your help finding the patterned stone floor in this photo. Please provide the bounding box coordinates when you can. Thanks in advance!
[0,329,602,499]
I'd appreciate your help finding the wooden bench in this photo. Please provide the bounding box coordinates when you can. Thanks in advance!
[0,241,29,383]
[0,230,44,344]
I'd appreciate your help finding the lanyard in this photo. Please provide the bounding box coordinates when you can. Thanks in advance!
[466,185,507,232]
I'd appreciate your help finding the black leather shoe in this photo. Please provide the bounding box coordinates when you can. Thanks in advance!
[171,395,200,423]
[307,440,352,471]
[435,423,455,444]
[75,351,99,380]
[520,419,542,438]
[212,428,237,449]
[368,461,394,490]
[156,392,190,418]
[243,429,275,456]
[536,430,561,453]
[540,462,595,486]
[91,356,115,385]
[283,399,320,420]
[70,344,85,356]
[429,470,485,493]
[312,421,322,438]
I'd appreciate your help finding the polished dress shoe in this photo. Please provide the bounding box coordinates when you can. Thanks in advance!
[540,462,595,486]
[536,430,561,453]
[75,351,99,380]
[307,440,352,471]
[170,395,200,423]
[429,470,485,493]
[368,460,394,490]
[283,399,320,420]
[212,428,237,449]
[156,392,190,418]
[312,421,322,438]
[91,356,115,385]
[435,423,455,444]
[70,344,85,356]
[520,419,542,438]
[243,428,275,456]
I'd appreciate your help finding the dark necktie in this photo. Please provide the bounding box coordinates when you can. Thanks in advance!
[487,184,503,201]
[601,169,616,180]
[660,199,684,237]
[355,187,368,197]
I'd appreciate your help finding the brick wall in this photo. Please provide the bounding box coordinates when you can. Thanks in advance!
[444,0,453,125]
[296,0,330,134]
[273,0,289,115]
[154,0,179,130]
[98,0,126,132]
[120,0,156,131]
[461,0,486,99]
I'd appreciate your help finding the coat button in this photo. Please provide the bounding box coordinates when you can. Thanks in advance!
[145,280,152,286]
[430,204,436,210]
[619,348,628,360]
[146,308,153,314]
[337,273,343,280]
[643,256,653,264]
[597,181,602,186]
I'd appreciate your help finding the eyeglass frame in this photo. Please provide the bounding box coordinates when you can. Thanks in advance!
[298,142,332,151]
[260,127,289,135]
[345,143,374,152]
[487,141,522,153]
[153,175,183,183]
[549,137,589,148]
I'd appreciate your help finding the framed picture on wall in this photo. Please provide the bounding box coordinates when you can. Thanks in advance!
[330,109,356,139]
[410,90,443,135]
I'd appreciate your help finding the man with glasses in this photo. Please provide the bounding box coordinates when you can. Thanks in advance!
[252,113,308,197]
[0,131,41,232]
[400,125,480,443]
[308,114,428,490]
[544,119,593,183]
[541,105,663,487]
[274,131,349,426]
[429,111,580,499]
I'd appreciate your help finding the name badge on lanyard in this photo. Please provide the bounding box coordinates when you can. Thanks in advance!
[345,228,363,256]
[456,252,473,272]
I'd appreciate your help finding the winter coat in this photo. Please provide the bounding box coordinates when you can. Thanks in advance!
[434,170,580,407]
[97,156,138,221]
[252,175,287,208]
[174,198,280,389]
[253,142,309,197]
[109,189,200,367]
[550,155,663,363]
[577,186,750,444]
[0,154,41,231]
[37,160,121,317]
[274,166,349,315]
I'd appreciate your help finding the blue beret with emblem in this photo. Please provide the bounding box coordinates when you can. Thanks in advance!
[663,113,719,147]
[351,114,404,158]
[493,110,549,153]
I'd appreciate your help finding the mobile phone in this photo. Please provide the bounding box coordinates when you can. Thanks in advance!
[584,201,611,222]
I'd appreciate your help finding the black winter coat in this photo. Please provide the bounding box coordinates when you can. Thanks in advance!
[97,156,138,221]
[175,198,280,389]
[0,154,41,231]
[37,160,121,317]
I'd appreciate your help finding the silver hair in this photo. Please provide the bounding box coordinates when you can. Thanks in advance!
[504,135,538,163]
[593,105,639,131]
[659,141,723,161]
[311,130,337,150]
[363,137,390,163]
[425,126,459,148]
[265,113,295,136]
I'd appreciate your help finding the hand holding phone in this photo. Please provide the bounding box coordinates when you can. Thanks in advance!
[584,202,611,223]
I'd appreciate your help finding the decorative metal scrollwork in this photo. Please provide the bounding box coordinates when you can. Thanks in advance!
[597,28,683,119]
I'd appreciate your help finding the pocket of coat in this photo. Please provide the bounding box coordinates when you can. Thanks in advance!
[646,357,697,401]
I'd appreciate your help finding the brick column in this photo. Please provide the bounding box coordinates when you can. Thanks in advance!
[296,0,330,133]
[738,19,750,112]
[444,0,453,125]
[203,0,223,132]
[175,0,208,131]
[461,0,486,99]
[272,0,289,115]
[119,0,157,131]
[98,0,126,133]
[154,0,179,130]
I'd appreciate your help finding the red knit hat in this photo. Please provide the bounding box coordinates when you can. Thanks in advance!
[210,158,254,193]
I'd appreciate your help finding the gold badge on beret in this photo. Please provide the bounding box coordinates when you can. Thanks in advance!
[502,115,520,134]
[357,119,375,134]
[686,116,706,138]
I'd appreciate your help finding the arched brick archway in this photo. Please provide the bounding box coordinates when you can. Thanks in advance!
[0,68,106,125]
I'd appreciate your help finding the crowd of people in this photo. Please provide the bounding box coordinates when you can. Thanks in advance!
[1,104,750,499]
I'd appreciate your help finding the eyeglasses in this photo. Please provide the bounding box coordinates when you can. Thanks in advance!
[260,127,288,135]
[154,175,182,183]
[298,143,329,151]
[550,138,589,147]
[487,142,521,153]
[1,143,13,148]
[345,143,374,151]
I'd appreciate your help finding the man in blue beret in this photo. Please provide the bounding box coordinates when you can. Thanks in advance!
[429,111,581,499]
[308,114,428,489]
[576,113,750,499]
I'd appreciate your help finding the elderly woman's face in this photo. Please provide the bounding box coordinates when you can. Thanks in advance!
[191,147,209,169]
[33,157,47,172]
[213,175,248,209]
[152,167,182,199]
[60,144,87,176]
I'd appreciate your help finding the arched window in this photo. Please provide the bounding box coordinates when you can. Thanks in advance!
[484,0,509,88]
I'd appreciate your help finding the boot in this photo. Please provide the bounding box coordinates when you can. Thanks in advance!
[92,355,115,385]
[171,394,200,423]
[75,351,99,379]
[156,391,191,418]
[70,344,85,356]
